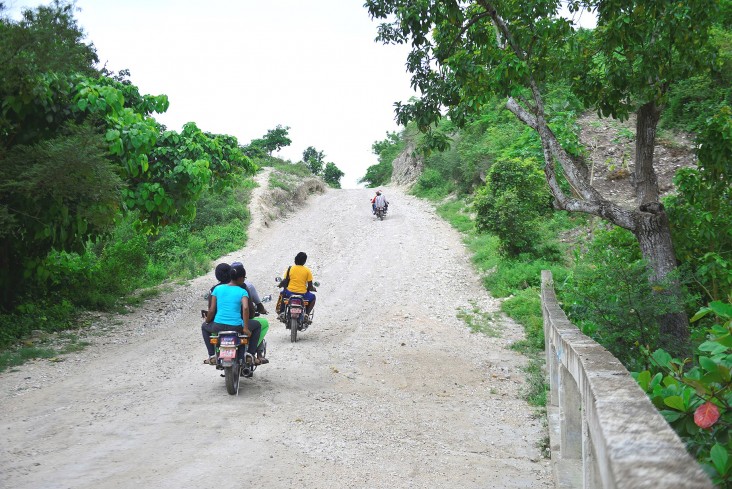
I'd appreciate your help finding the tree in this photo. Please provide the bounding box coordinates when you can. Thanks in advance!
[360,131,404,187]
[473,157,552,256]
[323,162,345,188]
[249,124,291,156]
[365,0,719,353]
[302,145,325,175]
[0,2,254,308]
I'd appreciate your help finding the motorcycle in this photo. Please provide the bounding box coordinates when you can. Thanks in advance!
[275,279,319,343]
[201,294,271,395]
[375,204,387,220]
[209,331,257,395]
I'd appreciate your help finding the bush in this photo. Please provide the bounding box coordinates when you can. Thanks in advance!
[558,226,692,370]
[413,168,454,199]
[473,157,552,257]
[633,300,732,486]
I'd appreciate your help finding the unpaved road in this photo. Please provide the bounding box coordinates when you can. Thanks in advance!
[0,180,551,488]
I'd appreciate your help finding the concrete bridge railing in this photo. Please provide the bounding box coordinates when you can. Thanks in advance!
[541,270,712,488]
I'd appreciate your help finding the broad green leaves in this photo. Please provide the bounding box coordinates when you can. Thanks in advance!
[634,300,732,484]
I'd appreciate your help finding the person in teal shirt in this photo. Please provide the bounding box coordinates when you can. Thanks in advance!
[202,264,263,365]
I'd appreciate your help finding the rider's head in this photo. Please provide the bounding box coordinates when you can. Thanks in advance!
[295,252,307,266]
[376,190,382,195]
[229,262,246,282]
[214,263,231,283]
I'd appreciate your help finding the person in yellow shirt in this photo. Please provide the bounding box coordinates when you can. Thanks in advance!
[279,251,317,320]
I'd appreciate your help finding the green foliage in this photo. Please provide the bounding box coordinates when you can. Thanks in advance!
[435,199,473,234]
[633,301,732,486]
[412,168,454,200]
[666,106,732,303]
[569,1,717,120]
[323,162,344,188]
[558,226,692,369]
[247,124,291,156]
[0,2,254,310]
[360,131,405,187]
[473,158,552,257]
[662,21,732,132]
[302,146,325,175]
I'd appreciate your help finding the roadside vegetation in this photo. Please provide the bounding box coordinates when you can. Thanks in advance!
[363,1,732,484]
[0,2,336,371]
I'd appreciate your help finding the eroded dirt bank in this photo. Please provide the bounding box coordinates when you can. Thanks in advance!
[0,183,551,488]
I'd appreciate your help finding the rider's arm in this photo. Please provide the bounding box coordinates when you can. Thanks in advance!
[241,296,250,334]
[205,296,217,323]
[245,280,261,304]
[307,281,317,292]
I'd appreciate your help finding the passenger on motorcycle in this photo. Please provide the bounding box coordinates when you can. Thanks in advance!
[278,252,317,321]
[371,190,388,214]
[201,264,265,365]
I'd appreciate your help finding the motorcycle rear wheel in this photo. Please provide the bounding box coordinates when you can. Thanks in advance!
[290,317,298,343]
[224,365,240,395]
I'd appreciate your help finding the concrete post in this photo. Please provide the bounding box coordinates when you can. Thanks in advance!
[559,364,582,459]
[582,413,601,488]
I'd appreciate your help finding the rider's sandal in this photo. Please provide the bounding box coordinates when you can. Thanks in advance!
[257,358,269,364]
[203,356,216,365]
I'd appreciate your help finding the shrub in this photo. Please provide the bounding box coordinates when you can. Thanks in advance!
[633,300,732,486]
[473,157,552,257]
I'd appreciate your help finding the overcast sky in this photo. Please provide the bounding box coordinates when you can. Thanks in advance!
[8,1,595,188]
[10,0,417,188]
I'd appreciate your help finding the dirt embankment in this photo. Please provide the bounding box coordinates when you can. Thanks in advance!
[0,173,550,489]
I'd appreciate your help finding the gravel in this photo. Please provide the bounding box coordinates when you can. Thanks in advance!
[0,176,551,488]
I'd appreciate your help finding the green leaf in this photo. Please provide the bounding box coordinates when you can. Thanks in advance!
[700,356,719,373]
[710,443,729,476]
[663,395,686,411]
[637,370,651,391]
[652,349,673,368]
[709,301,732,319]
[661,410,685,423]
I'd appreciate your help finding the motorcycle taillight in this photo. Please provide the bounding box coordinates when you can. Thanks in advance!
[290,298,303,307]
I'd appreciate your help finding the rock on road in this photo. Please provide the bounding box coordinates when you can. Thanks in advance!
[0,183,551,488]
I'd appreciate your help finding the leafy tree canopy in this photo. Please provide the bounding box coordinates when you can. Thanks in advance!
[0,1,254,308]
[323,161,345,189]
[302,145,325,175]
[248,124,291,155]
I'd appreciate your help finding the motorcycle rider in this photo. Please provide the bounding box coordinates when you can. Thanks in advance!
[371,190,388,214]
[374,190,389,214]
[278,251,317,322]
[370,190,380,214]
[201,264,265,365]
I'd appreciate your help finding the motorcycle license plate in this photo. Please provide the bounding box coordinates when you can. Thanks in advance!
[290,307,302,315]
[219,348,236,360]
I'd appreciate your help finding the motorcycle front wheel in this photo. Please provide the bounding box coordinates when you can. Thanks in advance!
[224,365,240,395]
[290,317,298,343]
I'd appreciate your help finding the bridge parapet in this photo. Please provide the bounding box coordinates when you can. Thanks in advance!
[541,270,712,488]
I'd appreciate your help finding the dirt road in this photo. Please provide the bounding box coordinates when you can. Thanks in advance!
[0,180,551,488]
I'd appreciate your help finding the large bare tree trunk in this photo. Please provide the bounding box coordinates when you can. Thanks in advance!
[483,3,690,354]
[505,95,690,354]
[635,102,662,205]
[633,102,689,352]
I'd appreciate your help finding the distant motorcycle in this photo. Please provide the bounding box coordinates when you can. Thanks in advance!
[275,279,319,342]
[375,204,387,220]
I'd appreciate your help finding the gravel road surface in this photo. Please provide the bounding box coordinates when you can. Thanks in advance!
[0,177,551,488]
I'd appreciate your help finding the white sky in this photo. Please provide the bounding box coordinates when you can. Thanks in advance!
[7,1,594,188]
[9,0,417,188]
